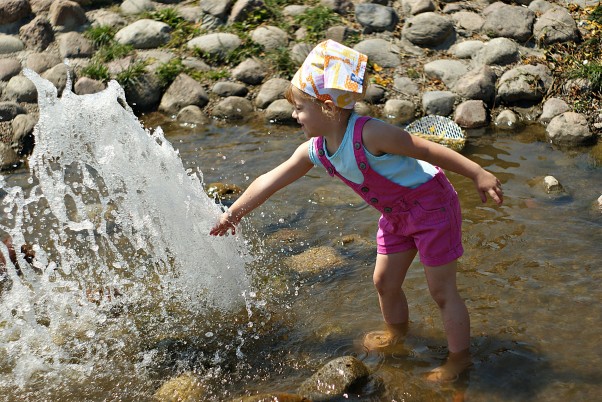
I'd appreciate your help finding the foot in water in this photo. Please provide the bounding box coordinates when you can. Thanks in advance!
[426,348,472,382]
[363,322,408,353]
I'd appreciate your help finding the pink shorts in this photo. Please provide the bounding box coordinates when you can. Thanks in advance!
[376,174,463,267]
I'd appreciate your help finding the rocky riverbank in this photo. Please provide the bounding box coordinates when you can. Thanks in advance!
[1,0,601,172]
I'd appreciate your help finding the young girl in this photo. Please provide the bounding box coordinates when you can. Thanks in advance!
[210,40,503,382]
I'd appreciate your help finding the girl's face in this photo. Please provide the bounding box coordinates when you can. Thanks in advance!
[291,93,327,138]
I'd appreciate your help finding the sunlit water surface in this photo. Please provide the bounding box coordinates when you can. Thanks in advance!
[1,78,601,401]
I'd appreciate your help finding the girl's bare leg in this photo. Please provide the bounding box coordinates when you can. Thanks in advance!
[423,260,472,381]
[364,250,416,351]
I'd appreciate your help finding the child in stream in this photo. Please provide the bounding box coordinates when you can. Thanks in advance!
[210,40,504,382]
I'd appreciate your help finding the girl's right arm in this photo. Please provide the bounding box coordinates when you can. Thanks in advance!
[210,141,314,236]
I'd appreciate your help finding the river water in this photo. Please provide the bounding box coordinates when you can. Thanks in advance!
[1,94,601,400]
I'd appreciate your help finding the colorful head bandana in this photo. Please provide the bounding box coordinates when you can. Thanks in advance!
[291,40,368,109]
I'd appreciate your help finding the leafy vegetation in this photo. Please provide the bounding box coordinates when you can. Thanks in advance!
[84,25,115,47]
[115,61,148,90]
[80,62,110,82]
[155,58,186,87]
[294,5,341,43]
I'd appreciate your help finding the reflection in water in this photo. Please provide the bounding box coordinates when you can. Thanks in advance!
[0,73,600,400]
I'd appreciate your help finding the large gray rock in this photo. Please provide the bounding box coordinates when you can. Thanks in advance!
[546,112,594,146]
[11,113,36,156]
[403,12,455,48]
[0,35,25,54]
[265,99,295,124]
[383,99,415,124]
[255,78,289,109]
[0,59,21,81]
[59,32,95,58]
[41,64,70,96]
[534,7,580,45]
[187,33,242,59]
[231,58,266,85]
[48,0,88,32]
[453,65,497,105]
[0,0,31,25]
[211,96,255,120]
[115,20,171,49]
[123,73,163,112]
[201,0,233,19]
[159,73,209,115]
[475,37,519,66]
[539,97,570,124]
[250,26,288,50]
[298,356,370,401]
[19,16,54,51]
[424,59,469,88]
[229,0,265,24]
[497,64,553,105]
[422,90,456,116]
[355,3,399,33]
[454,100,489,128]
[354,39,402,68]
[4,76,37,103]
[482,4,535,43]
[0,101,26,121]
[120,0,155,16]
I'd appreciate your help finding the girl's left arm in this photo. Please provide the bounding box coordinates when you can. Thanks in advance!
[363,120,504,204]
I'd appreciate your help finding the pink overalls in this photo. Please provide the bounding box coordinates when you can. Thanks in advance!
[314,116,463,267]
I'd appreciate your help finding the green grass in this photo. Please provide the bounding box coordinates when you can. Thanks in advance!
[115,61,148,90]
[84,25,116,47]
[155,58,186,87]
[571,61,602,92]
[294,5,341,43]
[80,62,110,82]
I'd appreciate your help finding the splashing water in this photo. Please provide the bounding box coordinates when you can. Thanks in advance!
[0,71,253,396]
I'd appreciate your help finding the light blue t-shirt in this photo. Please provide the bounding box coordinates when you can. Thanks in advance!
[308,113,437,188]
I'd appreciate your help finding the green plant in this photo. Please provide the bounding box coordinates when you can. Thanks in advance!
[265,47,297,79]
[588,4,602,25]
[115,61,148,90]
[95,42,134,63]
[145,7,185,29]
[571,61,602,92]
[84,25,116,47]
[155,58,186,87]
[294,5,341,43]
[188,69,230,82]
[80,62,110,82]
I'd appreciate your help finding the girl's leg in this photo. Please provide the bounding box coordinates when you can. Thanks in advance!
[364,249,417,351]
[423,259,472,381]
[374,249,417,325]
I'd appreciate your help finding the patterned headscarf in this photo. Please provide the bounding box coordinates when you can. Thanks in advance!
[291,40,368,109]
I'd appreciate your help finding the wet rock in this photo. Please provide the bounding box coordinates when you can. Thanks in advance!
[159,73,209,116]
[482,3,535,43]
[0,143,21,170]
[255,78,289,109]
[206,182,243,203]
[402,12,455,48]
[298,356,370,401]
[176,105,209,125]
[123,73,163,112]
[211,96,254,120]
[539,98,570,124]
[3,76,37,103]
[495,109,519,130]
[212,81,248,98]
[543,175,563,193]
[534,6,580,46]
[234,393,309,402]
[422,90,456,116]
[154,372,205,402]
[383,99,415,124]
[11,114,37,156]
[497,64,553,106]
[265,99,295,124]
[285,246,345,273]
[41,64,71,96]
[546,112,594,147]
[454,100,489,129]
[0,102,26,121]
[355,3,399,33]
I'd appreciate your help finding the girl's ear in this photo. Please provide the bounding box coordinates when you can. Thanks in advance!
[323,99,337,113]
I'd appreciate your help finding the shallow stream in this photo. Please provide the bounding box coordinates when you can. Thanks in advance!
[0,79,601,401]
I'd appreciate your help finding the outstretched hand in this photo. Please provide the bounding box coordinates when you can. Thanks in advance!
[474,169,504,205]
[210,212,238,236]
